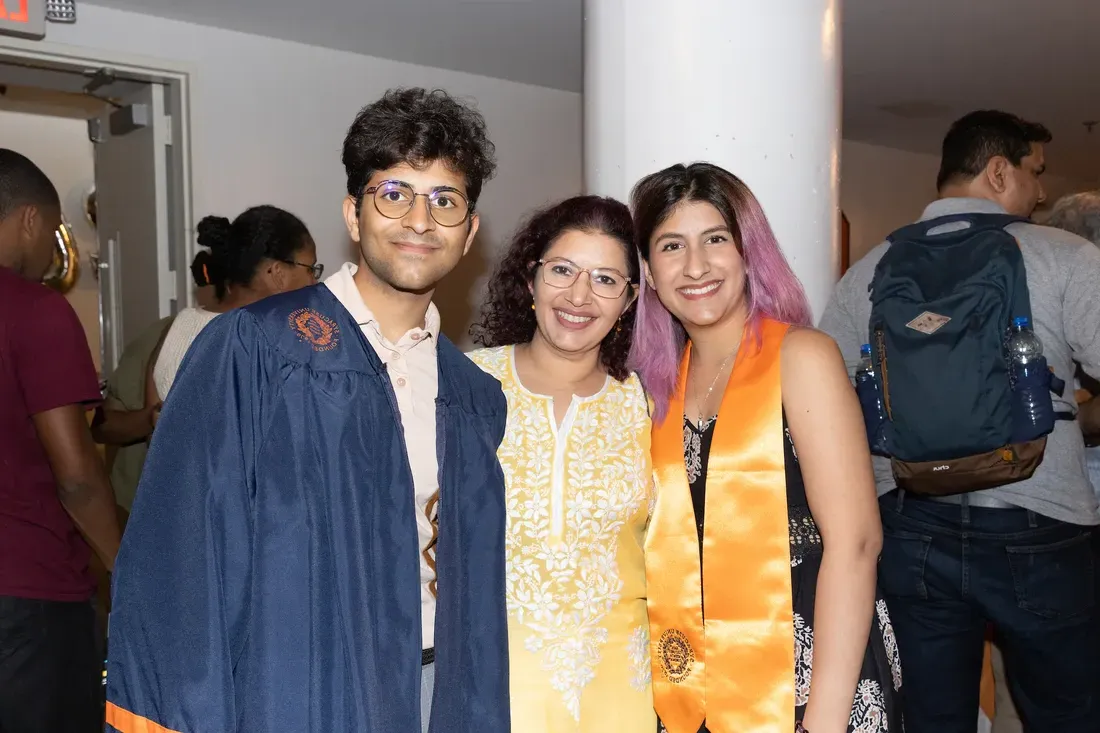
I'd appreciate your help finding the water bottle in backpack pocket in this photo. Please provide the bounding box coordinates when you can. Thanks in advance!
[1005,316,1056,442]
[855,344,890,456]
[863,213,1069,496]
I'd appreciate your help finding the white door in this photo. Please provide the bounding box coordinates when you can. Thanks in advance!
[90,81,174,377]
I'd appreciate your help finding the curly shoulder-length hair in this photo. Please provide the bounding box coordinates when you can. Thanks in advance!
[470,195,639,381]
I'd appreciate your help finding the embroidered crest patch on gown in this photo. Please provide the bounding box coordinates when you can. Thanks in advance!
[106,285,512,733]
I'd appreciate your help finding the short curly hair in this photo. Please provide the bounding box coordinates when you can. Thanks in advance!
[343,88,497,215]
[470,195,639,381]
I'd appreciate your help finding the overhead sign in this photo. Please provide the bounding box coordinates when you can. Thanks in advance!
[0,0,46,40]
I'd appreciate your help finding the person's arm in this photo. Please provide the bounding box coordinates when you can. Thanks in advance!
[34,405,121,571]
[91,405,159,446]
[1080,396,1100,440]
[16,292,121,572]
[106,312,259,732]
[1063,243,1100,381]
[782,328,882,733]
[142,327,170,430]
[91,317,174,446]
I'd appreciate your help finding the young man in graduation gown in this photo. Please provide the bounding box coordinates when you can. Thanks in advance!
[105,88,511,733]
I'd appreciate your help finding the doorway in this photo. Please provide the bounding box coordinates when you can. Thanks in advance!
[0,43,193,380]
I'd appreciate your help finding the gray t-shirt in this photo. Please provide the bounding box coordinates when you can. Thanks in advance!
[818,197,1100,525]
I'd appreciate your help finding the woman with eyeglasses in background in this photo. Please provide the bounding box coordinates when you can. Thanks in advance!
[149,205,319,407]
[468,195,655,733]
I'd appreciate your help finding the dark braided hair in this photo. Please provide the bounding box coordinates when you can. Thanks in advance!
[195,205,312,300]
[470,195,639,381]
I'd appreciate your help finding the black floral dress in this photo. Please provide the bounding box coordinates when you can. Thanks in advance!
[659,415,904,733]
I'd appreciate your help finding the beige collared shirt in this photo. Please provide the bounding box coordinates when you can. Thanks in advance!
[325,262,441,649]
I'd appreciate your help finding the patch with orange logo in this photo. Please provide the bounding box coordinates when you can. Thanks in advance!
[289,308,340,352]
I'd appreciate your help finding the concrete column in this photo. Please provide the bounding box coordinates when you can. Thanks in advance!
[584,0,842,317]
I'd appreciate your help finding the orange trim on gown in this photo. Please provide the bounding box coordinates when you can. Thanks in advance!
[105,702,182,733]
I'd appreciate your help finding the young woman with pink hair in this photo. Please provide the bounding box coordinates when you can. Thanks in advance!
[631,163,902,733]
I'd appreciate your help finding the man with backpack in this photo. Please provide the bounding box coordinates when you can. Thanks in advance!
[819,110,1100,732]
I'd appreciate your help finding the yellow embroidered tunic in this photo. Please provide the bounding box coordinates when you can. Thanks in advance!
[468,346,656,733]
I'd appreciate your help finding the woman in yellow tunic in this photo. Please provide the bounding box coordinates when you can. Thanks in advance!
[628,164,903,733]
[469,195,655,732]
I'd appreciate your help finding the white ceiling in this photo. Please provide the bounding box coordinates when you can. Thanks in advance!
[844,0,1100,184]
[87,0,1100,183]
[90,0,584,92]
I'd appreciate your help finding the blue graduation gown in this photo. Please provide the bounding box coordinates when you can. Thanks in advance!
[106,284,511,732]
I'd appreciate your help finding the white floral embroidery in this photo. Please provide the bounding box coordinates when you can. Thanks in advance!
[627,624,652,692]
[469,347,653,721]
[785,425,798,459]
[793,612,814,707]
[684,422,702,484]
[876,600,903,692]
[647,476,658,518]
[683,416,716,484]
[794,613,891,732]
[789,510,822,570]
[849,679,888,732]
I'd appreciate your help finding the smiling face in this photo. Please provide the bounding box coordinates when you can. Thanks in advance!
[644,200,746,331]
[342,160,479,295]
[530,228,635,358]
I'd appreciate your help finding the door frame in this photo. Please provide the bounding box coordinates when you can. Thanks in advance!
[0,36,196,312]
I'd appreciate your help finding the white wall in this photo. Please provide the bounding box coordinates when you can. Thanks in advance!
[0,109,102,369]
[841,140,1095,264]
[44,4,584,345]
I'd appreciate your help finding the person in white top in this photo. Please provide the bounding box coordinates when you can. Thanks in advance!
[1045,191,1100,492]
[148,205,320,404]
[90,224,316,454]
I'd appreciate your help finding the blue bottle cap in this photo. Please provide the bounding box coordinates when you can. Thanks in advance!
[860,344,872,356]
[1013,316,1030,329]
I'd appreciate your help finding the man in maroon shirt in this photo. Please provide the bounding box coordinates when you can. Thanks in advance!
[0,149,122,733]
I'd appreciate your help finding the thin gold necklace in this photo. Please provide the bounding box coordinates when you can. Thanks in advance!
[691,346,738,430]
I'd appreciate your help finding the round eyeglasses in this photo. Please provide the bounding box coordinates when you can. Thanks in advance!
[537,257,632,299]
[362,180,471,228]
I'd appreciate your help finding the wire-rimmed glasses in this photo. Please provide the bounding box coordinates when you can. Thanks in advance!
[537,257,632,299]
[362,180,471,227]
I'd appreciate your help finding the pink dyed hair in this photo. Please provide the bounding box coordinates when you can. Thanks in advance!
[627,163,812,423]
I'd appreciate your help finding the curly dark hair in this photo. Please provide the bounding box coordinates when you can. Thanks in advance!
[342,88,497,216]
[470,195,639,381]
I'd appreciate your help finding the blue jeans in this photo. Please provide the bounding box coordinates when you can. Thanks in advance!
[878,492,1100,733]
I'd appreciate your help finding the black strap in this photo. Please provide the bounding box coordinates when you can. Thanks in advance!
[886,213,1030,245]
[422,647,435,666]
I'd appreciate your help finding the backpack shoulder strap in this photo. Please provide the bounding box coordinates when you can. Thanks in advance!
[887,213,1029,246]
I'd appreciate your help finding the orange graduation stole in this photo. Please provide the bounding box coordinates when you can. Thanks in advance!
[647,318,794,733]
